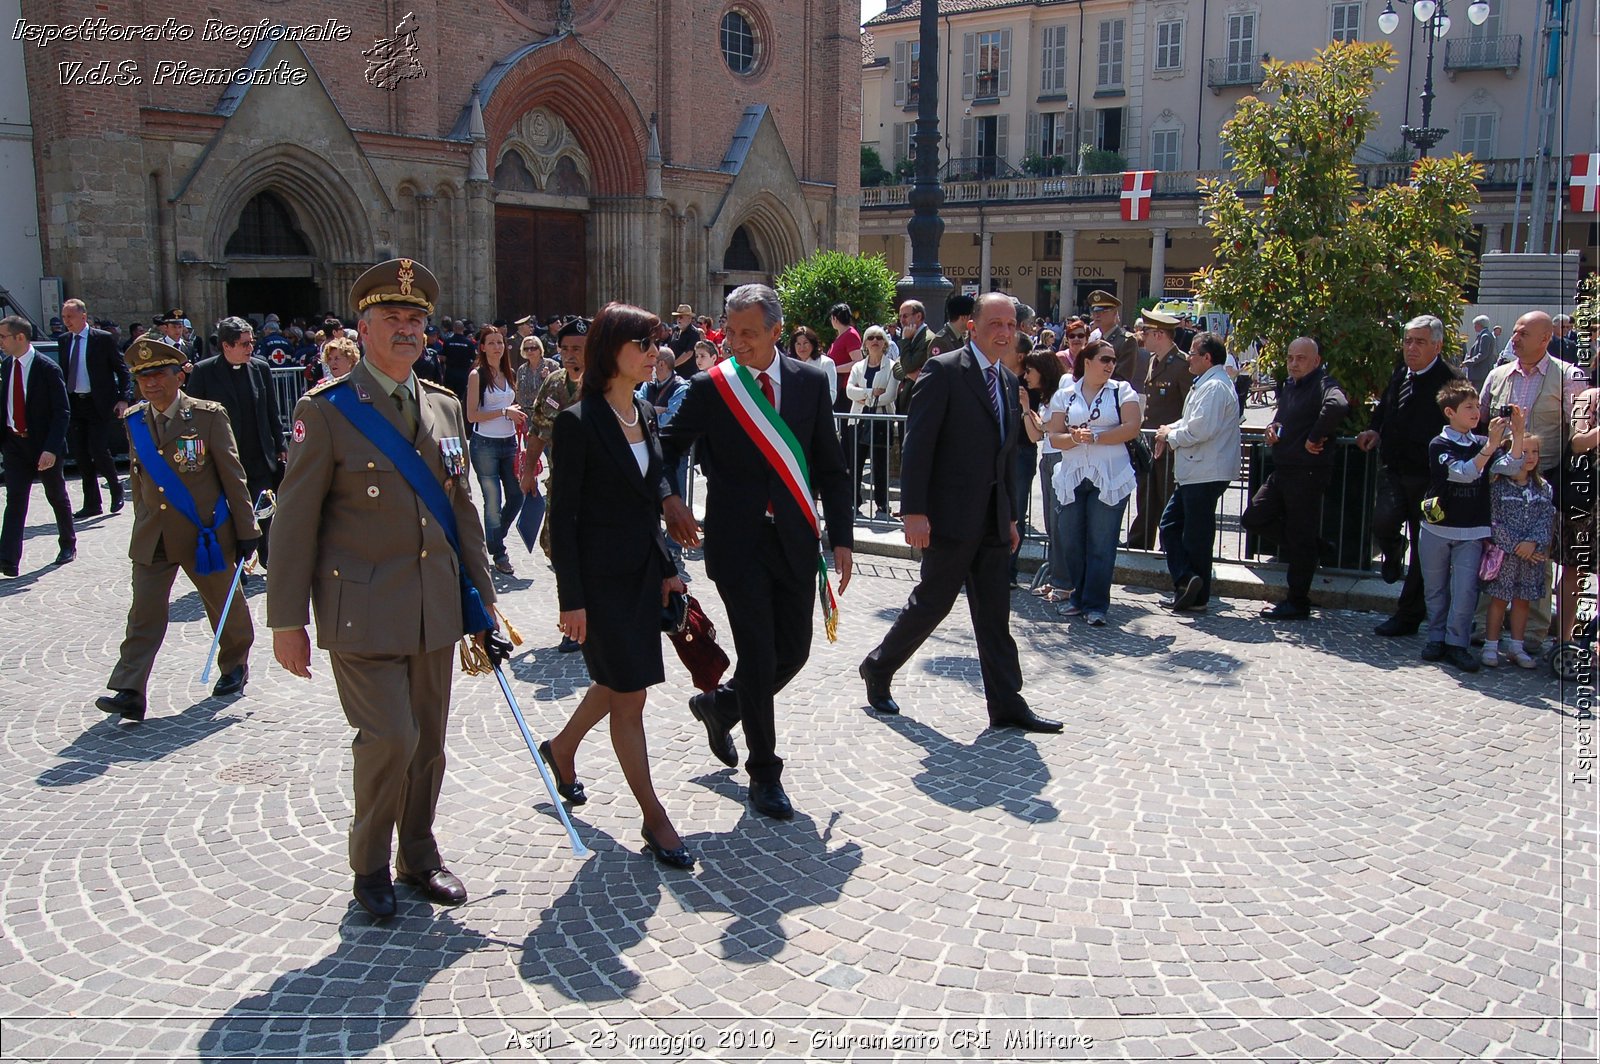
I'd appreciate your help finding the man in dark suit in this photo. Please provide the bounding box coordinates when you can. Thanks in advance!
[0,316,76,575]
[660,284,854,820]
[186,316,286,566]
[1356,315,1461,638]
[859,293,1061,734]
[59,299,131,516]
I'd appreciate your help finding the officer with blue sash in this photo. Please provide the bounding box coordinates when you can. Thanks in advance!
[96,338,259,723]
[267,258,501,921]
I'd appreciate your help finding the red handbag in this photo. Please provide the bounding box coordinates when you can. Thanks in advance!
[662,593,730,692]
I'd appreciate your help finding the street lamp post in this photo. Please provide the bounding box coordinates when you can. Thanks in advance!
[897,0,955,328]
[1378,0,1492,157]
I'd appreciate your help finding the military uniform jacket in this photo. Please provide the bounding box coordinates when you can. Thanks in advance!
[1106,325,1140,386]
[123,393,259,565]
[1142,351,1194,427]
[265,361,496,656]
[929,323,965,361]
[530,368,581,444]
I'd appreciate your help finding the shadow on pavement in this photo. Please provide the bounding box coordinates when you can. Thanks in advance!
[507,646,589,702]
[37,700,242,787]
[880,713,1059,823]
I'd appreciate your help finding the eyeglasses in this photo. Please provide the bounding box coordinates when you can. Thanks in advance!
[1093,354,1117,365]
[627,338,654,352]
[1065,332,1088,341]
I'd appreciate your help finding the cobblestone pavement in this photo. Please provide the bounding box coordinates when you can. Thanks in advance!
[0,483,1595,1062]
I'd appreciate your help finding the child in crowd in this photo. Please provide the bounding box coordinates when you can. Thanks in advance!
[1418,383,1520,672]
[1481,432,1555,669]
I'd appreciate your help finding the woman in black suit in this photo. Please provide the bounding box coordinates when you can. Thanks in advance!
[542,302,693,869]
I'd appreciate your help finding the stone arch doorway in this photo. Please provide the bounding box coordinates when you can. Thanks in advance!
[223,191,323,322]
[491,107,594,319]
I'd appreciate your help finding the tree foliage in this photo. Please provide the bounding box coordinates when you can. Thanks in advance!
[1195,41,1481,417]
[774,250,898,345]
[860,145,891,188]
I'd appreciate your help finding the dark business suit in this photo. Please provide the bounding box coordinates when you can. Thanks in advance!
[60,327,131,511]
[863,343,1029,719]
[1,352,76,569]
[186,354,286,562]
[658,356,853,783]
[549,394,674,691]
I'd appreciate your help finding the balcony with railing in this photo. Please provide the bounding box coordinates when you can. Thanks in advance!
[1207,56,1265,91]
[1444,34,1522,74]
[858,157,1552,209]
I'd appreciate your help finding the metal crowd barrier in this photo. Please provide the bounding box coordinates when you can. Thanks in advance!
[270,366,312,431]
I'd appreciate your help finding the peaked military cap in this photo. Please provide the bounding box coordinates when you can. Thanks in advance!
[350,257,439,316]
[126,336,185,375]
[1088,290,1121,309]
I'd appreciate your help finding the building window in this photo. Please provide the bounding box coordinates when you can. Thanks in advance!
[976,30,1004,97]
[1225,12,1257,83]
[894,40,922,106]
[1039,111,1071,156]
[1044,231,1062,258]
[904,122,918,163]
[1151,129,1181,171]
[1098,20,1125,89]
[1331,2,1362,42]
[1460,112,1496,158]
[1041,25,1069,94]
[962,29,1012,100]
[1155,20,1183,71]
[1095,107,1123,154]
[719,9,758,75]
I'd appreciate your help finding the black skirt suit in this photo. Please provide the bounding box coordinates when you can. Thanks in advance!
[549,393,675,691]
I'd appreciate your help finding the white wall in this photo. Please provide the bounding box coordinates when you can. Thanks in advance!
[0,0,46,326]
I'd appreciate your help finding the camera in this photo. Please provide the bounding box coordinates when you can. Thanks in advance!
[1496,404,1514,419]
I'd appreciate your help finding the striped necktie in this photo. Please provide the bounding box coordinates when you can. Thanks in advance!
[986,365,1006,442]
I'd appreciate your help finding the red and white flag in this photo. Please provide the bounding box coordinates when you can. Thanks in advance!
[1120,170,1155,221]
[1571,153,1599,213]
[1263,169,1278,198]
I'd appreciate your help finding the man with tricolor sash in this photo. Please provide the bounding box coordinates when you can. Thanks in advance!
[660,284,854,821]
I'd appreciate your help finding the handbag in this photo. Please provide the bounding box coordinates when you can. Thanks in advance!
[1478,541,1505,582]
[1110,384,1153,476]
[661,592,730,692]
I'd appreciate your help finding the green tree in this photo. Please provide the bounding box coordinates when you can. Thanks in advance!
[860,145,891,188]
[1195,41,1482,417]
[774,250,898,345]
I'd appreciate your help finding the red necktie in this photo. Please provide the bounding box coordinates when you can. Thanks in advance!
[9,361,25,434]
[758,370,775,407]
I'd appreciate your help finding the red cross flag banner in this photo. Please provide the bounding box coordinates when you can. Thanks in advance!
[1120,170,1155,221]
[1572,153,1599,213]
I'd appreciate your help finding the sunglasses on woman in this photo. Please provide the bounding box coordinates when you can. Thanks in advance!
[627,337,655,352]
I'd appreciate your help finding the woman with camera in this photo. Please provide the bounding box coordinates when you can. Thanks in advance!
[543,302,693,869]
[845,326,900,520]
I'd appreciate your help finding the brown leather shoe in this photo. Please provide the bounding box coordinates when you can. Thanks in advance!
[397,867,467,906]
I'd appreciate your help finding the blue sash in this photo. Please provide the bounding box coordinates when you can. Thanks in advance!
[322,381,495,635]
[127,409,229,575]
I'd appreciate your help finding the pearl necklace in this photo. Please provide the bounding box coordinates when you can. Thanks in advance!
[610,401,640,428]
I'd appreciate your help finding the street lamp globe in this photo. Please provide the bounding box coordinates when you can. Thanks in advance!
[1414,0,1438,21]
[1378,2,1401,34]
[1435,13,1451,36]
[1467,0,1491,24]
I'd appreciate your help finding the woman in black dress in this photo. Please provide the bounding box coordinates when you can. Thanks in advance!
[543,302,693,869]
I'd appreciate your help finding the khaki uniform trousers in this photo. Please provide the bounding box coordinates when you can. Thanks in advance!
[109,540,253,694]
[329,646,454,877]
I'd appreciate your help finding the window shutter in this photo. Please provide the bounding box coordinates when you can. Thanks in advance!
[962,33,975,99]
[997,115,1009,163]
[892,122,906,164]
[1027,112,1041,156]
[961,116,975,161]
[998,28,1012,97]
[1053,114,1069,156]
[893,41,907,107]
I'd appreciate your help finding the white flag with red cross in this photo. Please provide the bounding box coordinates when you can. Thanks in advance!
[1120,170,1155,221]
[1572,153,1599,213]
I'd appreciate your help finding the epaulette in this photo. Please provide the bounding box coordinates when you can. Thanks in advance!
[303,376,344,397]
[417,377,455,396]
[122,401,148,418]
[187,397,226,414]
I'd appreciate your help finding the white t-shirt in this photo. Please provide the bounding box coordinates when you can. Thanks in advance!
[1045,377,1139,506]
[474,378,518,439]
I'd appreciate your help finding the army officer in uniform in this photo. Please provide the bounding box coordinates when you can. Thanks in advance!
[267,258,499,922]
[96,338,259,724]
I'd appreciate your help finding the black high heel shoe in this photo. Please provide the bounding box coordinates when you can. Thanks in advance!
[641,827,694,870]
[538,740,587,805]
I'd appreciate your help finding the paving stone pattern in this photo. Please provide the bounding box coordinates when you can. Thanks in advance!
[0,484,1594,1061]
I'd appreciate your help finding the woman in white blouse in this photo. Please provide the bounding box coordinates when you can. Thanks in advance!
[845,326,901,519]
[1043,338,1142,625]
[466,325,529,575]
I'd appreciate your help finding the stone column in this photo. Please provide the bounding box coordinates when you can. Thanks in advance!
[416,193,435,266]
[1059,227,1076,316]
[979,231,993,293]
[1483,221,1504,253]
[1150,226,1167,301]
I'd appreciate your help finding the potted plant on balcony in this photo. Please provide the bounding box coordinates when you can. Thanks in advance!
[1077,147,1127,175]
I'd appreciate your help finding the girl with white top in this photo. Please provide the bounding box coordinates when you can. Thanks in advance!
[466,325,528,575]
[845,326,900,518]
[1043,338,1142,624]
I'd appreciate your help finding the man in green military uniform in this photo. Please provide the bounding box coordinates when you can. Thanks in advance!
[1127,308,1194,549]
[267,257,500,921]
[1089,290,1139,386]
[95,338,260,723]
[927,292,975,365]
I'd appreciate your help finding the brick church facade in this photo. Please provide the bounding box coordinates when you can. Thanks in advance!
[22,0,860,327]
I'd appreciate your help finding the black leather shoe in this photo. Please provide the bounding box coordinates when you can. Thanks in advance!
[538,740,587,805]
[73,505,103,519]
[748,779,794,820]
[212,665,248,698]
[988,707,1064,734]
[0,564,16,577]
[689,692,738,768]
[1380,552,1404,584]
[353,870,397,919]
[641,827,695,870]
[95,689,146,722]
[397,866,467,906]
[53,548,76,566]
[1374,615,1419,637]
[557,636,581,654]
[859,662,900,715]
[1172,575,1205,612]
[1420,640,1446,662]
[1262,601,1310,620]
[110,496,125,514]
[1445,646,1480,673]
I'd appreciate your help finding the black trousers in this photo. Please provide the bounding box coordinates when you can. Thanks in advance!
[1372,467,1428,624]
[1159,480,1229,605]
[1,436,75,568]
[705,524,816,783]
[862,528,1027,720]
[1240,466,1332,607]
[66,396,121,510]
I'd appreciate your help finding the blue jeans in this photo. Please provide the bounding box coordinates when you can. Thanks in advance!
[1055,478,1128,613]
[470,434,524,558]
[1418,528,1483,647]
[1160,481,1230,604]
